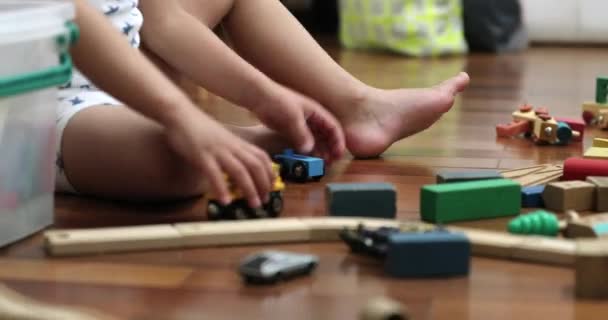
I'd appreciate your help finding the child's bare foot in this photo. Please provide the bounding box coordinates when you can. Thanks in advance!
[337,72,470,158]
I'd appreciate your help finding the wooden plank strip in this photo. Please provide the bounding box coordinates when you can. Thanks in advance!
[44,225,183,256]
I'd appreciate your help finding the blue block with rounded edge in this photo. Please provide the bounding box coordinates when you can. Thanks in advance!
[521,185,545,208]
[384,230,470,277]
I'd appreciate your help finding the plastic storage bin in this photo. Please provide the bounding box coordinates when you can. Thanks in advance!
[0,1,77,247]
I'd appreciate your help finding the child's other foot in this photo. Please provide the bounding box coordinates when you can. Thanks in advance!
[339,72,470,158]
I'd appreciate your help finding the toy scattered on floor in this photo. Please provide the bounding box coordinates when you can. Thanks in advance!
[496,104,580,145]
[436,170,502,184]
[584,145,608,160]
[554,117,585,142]
[500,164,563,187]
[563,157,608,181]
[593,138,608,148]
[521,185,545,207]
[587,176,608,212]
[340,224,470,277]
[420,179,521,223]
[359,296,410,320]
[565,211,608,239]
[576,239,608,298]
[238,250,318,284]
[542,180,595,212]
[581,77,608,129]
[207,163,285,221]
[274,149,324,182]
[508,210,563,236]
[326,183,396,219]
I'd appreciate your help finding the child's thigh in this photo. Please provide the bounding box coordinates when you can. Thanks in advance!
[60,105,205,201]
[179,0,234,28]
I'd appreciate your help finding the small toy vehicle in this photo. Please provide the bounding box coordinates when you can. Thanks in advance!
[238,250,319,283]
[207,163,285,220]
[496,104,580,145]
[274,149,324,182]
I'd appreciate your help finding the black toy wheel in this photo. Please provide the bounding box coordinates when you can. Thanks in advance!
[207,201,224,221]
[228,200,253,220]
[291,161,308,182]
[279,160,289,178]
[265,192,283,217]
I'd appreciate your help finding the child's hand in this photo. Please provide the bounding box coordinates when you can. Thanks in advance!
[252,85,345,163]
[165,109,274,208]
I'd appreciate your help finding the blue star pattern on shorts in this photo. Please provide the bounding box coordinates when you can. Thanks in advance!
[69,96,84,105]
[123,22,134,35]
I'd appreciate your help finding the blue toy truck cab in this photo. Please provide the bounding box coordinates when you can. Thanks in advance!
[274,149,325,182]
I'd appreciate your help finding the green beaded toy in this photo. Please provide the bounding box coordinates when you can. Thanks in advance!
[508,210,560,237]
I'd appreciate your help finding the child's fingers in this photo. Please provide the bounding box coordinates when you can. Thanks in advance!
[248,145,275,187]
[307,109,345,160]
[200,155,231,205]
[239,148,272,202]
[219,152,261,208]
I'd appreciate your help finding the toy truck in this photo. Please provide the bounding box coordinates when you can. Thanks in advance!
[581,77,608,129]
[496,104,580,145]
[207,163,285,220]
[274,149,324,182]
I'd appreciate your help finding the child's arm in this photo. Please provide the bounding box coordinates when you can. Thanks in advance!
[70,0,274,207]
[139,0,344,161]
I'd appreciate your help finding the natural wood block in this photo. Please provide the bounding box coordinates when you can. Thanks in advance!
[584,147,608,160]
[175,219,311,247]
[593,138,608,148]
[575,239,608,298]
[565,211,608,238]
[542,181,596,212]
[587,176,608,212]
[44,225,183,256]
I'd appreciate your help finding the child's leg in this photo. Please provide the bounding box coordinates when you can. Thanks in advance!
[182,0,469,158]
[60,105,204,201]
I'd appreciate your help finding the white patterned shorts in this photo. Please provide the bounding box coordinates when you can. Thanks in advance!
[55,89,122,193]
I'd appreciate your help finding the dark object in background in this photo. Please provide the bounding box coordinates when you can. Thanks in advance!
[283,0,338,34]
[462,0,528,52]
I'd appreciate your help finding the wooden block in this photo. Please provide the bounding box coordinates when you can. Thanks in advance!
[593,138,608,148]
[175,218,311,247]
[555,117,585,142]
[575,239,608,298]
[521,185,545,207]
[44,225,183,256]
[584,147,608,160]
[532,117,559,144]
[496,121,530,137]
[588,176,608,212]
[420,179,521,223]
[565,212,608,238]
[436,170,502,184]
[326,183,396,218]
[596,77,608,104]
[563,157,608,181]
[512,109,536,122]
[385,231,470,277]
[542,181,595,212]
[511,237,576,266]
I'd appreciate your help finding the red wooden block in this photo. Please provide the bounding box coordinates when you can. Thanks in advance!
[519,104,533,112]
[563,157,608,181]
[496,121,530,137]
[555,117,585,142]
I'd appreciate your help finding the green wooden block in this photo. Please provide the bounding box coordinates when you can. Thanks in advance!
[420,179,521,223]
[326,183,396,218]
[436,170,503,184]
[596,77,608,104]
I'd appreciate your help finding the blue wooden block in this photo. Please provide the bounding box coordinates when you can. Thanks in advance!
[521,185,545,208]
[326,183,396,218]
[384,230,470,277]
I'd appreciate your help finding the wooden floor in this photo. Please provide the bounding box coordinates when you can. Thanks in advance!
[3,46,608,319]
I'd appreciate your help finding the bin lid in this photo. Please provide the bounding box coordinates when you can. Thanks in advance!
[0,1,74,44]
